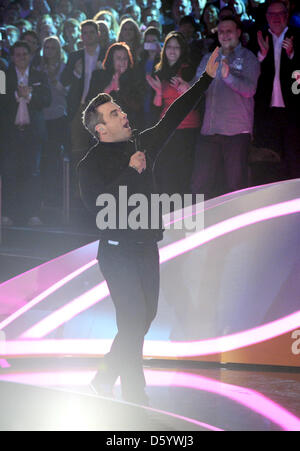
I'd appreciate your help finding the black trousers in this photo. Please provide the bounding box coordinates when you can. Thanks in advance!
[2,125,42,220]
[191,133,250,200]
[97,240,160,401]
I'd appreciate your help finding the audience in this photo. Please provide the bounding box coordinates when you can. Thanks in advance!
[86,41,143,129]
[0,0,299,227]
[147,31,199,198]
[1,41,51,226]
[254,0,300,180]
[191,16,260,200]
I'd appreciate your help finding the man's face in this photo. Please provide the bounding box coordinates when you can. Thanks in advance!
[172,0,192,23]
[81,25,99,47]
[96,102,132,142]
[179,22,196,42]
[266,3,288,36]
[12,46,31,71]
[218,20,241,52]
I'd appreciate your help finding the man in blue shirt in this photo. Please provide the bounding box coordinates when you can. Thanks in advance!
[191,16,260,199]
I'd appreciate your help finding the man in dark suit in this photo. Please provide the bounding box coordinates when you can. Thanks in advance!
[1,41,51,226]
[60,20,105,153]
[254,0,300,180]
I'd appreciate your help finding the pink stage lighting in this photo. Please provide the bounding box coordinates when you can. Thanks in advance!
[19,199,300,342]
[0,369,299,430]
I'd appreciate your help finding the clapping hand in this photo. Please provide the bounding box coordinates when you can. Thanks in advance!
[283,36,294,58]
[170,76,190,94]
[205,47,229,79]
[146,74,162,95]
[18,84,32,100]
[257,31,269,58]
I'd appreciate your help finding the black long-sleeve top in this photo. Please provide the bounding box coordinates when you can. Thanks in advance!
[78,71,212,245]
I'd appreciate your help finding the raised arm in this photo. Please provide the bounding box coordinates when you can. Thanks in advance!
[141,47,220,158]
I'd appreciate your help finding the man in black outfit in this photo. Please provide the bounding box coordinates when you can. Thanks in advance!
[78,47,220,405]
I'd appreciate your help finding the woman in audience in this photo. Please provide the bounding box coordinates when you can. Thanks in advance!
[86,42,143,129]
[137,26,162,128]
[117,17,142,62]
[97,20,112,54]
[147,31,200,197]
[93,9,119,44]
[62,18,81,55]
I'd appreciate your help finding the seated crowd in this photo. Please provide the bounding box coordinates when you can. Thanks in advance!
[0,0,299,226]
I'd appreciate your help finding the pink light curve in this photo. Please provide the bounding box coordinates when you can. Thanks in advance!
[4,308,300,358]
[0,260,98,332]
[19,198,300,341]
[0,368,299,430]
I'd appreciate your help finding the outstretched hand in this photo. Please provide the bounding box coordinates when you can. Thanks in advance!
[205,47,221,78]
[205,47,229,79]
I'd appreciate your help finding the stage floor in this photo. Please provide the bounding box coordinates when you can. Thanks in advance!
[0,357,300,431]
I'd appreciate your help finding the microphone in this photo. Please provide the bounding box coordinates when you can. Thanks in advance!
[132,129,146,155]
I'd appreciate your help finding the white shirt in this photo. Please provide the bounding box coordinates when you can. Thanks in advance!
[269,26,288,107]
[81,45,100,104]
[16,66,29,87]
[258,27,289,108]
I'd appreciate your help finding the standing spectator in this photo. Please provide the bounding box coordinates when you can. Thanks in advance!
[141,6,162,31]
[21,30,41,69]
[41,36,70,206]
[93,10,119,44]
[138,26,162,128]
[60,20,103,154]
[5,25,20,49]
[147,31,200,197]
[125,4,143,28]
[15,19,33,36]
[254,0,300,180]
[162,0,193,35]
[56,0,73,19]
[1,41,51,226]
[179,15,204,70]
[191,16,260,199]
[97,21,112,54]
[201,3,220,53]
[191,0,207,23]
[86,42,143,129]
[117,18,142,63]
[62,18,81,55]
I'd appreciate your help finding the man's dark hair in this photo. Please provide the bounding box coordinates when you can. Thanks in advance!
[80,19,99,33]
[144,26,161,41]
[21,30,40,44]
[10,40,31,57]
[218,15,242,30]
[179,15,198,30]
[82,93,112,140]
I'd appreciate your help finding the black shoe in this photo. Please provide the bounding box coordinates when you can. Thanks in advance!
[89,361,116,398]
